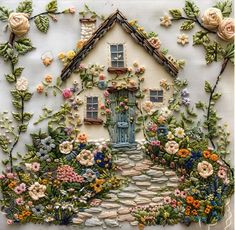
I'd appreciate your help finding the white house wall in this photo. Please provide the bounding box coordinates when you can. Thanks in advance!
[65,23,174,142]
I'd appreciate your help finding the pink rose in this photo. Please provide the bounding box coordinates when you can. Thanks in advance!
[7,219,13,225]
[217,18,234,41]
[103,90,109,97]
[62,88,73,99]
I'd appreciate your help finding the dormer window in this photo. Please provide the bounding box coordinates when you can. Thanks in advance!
[110,44,124,67]
[108,44,127,74]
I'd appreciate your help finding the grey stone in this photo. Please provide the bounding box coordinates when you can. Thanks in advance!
[119,154,128,158]
[118,192,137,198]
[122,185,142,192]
[130,221,139,226]
[167,182,178,188]
[146,169,164,177]
[110,189,121,194]
[134,197,151,205]
[161,191,172,196]
[169,177,179,183]
[138,190,156,198]
[147,186,162,192]
[132,175,151,181]
[119,200,136,206]
[136,181,151,186]
[121,162,135,169]
[125,150,141,154]
[152,197,163,202]
[134,162,151,171]
[77,212,93,219]
[85,217,103,227]
[105,193,118,202]
[122,169,141,176]
[117,207,130,215]
[118,214,135,222]
[150,165,165,170]
[151,177,168,183]
[104,219,120,227]
[85,207,102,213]
[129,154,143,161]
[101,203,121,209]
[98,211,117,219]
[164,170,176,176]
[114,159,129,166]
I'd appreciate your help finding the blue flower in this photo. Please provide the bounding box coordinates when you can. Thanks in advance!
[191,151,202,160]
[181,88,189,97]
[182,97,190,106]
[94,152,112,169]
[36,148,49,160]
[41,136,55,152]
[157,125,168,136]
[183,216,191,226]
[185,159,193,169]
[32,204,44,216]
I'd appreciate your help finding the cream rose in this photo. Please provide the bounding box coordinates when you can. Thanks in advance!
[8,13,30,37]
[217,18,234,41]
[201,8,223,30]
[197,161,213,179]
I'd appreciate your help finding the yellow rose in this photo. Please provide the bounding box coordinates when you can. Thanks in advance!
[201,8,223,30]
[8,13,30,37]
[66,50,76,60]
[57,52,65,59]
[217,18,234,41]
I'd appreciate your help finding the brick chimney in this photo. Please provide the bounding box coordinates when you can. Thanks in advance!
[80,18,96,40]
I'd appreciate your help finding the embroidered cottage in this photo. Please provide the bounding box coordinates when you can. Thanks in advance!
[60,10,178,147]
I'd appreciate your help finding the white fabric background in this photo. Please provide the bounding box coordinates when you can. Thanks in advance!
[0,0,234,229]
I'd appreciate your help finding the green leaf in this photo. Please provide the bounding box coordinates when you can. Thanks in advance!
[19,124,28,132]
[180,20,195,30]
[16,0,33,15]
[14,38,34,55]
[195,101,205,110]
[224,43,234,63]
[204,81,212,93]
[46,0,58,13]
[2,159,9,165]
[214,0,232,17]
[205,42,224,64]
[56,76,62,87]
[0,6,13,21]
[14,67,24,77]
[23,92,33,101]
[12,100,23,109]
[193,31,210,45]
[34,15,49,33]
[169,9,182,19]
[23,112,33,121]
[184,0,200,18]
[212,92,222,101]
[11,90,21,99]
[12,112,22,121]
[5,74,16,83]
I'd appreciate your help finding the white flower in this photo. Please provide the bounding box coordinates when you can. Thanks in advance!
[59,141,73,154]
[143,101,153,113]
[174,127,185,138]
[8,13,30,37]
[201,7,223,30]
[148,37,161,49]
[28,182,46,200]
[76,149,94,166]
[160,15,172,27]
[167,131,174,140]
[165,141,179,154]
[160,107,172,118]
[217,18,234,41]
[16,77,28,91]
[197,161,213,179]
[177,34,189,46]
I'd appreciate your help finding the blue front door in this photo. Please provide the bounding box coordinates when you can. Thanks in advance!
[110,90,135,147]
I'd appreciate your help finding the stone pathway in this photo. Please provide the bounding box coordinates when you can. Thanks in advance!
[78,148,179,228]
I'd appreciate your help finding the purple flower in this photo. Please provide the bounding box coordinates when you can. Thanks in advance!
[181,88,189,97]
[182,97,190,106]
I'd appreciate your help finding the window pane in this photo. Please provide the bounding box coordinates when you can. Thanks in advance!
[87,97,92,103]
[150,97,157,102]
[87,112,92,118]
[111,61,118,67]
[158,97,163,102]
[92,112,98,119]
[92,97,98,103]
[117,53,124,61]
[158,90,163,96]
[118,44,123,51]
[110,45,117,52]
[93,104,98,110]
[111,52,118,61]
[117,61,124,67]
[150,90,157,96]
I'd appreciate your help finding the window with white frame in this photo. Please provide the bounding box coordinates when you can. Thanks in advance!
[110,44,124,67]
[86,96,98,119]
[150,90,163,102]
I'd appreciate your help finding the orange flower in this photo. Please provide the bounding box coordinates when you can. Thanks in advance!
[186,196,194,204]
[76,133,88,143]
[192,209,198,216]
[22,210,31,217]
[185,210,190,216]
[8,181,17,189]
[177,149,190,158]
[206,205,212,209]
[44,74,53,83]
[37,84,44,94]
[177,201,182,206]
[18,214,24,220]
[76,39,86,49]
[210,154,219,161]
[186,205,191,210]
[193,200,200,209]
[204,207,211,214]
[90,178,105,193]
[203,150,211,158]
